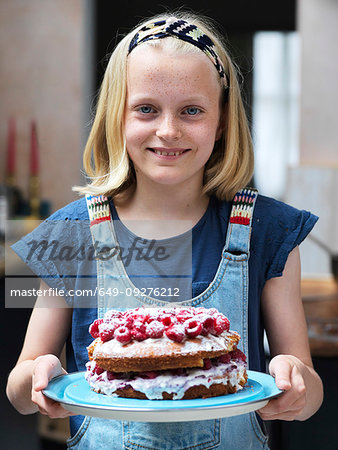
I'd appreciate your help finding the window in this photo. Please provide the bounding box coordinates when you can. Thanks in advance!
[252,32,300,199]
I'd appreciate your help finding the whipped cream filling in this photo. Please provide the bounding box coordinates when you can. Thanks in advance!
[92,330,238,360]
[85,360,247,400]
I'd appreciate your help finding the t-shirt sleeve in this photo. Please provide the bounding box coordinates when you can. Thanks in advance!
[253,195,319,281]
[10,198,90,305]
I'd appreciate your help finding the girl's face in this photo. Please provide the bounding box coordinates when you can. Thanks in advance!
[124,45,224,190]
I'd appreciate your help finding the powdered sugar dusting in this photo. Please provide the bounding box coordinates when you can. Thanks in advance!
[92,330,238,360]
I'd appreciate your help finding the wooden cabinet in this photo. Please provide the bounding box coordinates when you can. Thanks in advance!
[301,278,338,357]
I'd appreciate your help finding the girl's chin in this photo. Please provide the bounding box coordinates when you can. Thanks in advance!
[137,172,200,188]
[134,165,205,188]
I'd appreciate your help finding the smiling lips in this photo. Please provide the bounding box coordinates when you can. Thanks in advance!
[148,148,190,156]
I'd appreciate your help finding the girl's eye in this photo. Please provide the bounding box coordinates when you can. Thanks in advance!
[139,106,154,114]
[184,107,201,116]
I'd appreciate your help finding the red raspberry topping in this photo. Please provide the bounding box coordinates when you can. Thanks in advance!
[203,358,212,370]
[99,324,116,342]
[171,368,186,376]
[89,319,103,339]
[107,371,116,380]
[165,324,185,342]
[231,349,247,363]
[160,314,176,327]
[130,320,147,341]
[124,315,134,329]
[133,320,146,332]
[194,307,206,315]
[184,318,203,338]
[114,326,132,344]
[104,310,122,321]
[176,309,193,323]
[109,318,124,330]
[131,329,147,341]
[138,371,158,379]
[212,315,230,335]
[93,365,104,375]
[218,353,231,364]
[145,321,165,339]
[89,308,231,344]
[200,316,214,335]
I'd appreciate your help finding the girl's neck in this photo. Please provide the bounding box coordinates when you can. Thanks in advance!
[114,178,210,238]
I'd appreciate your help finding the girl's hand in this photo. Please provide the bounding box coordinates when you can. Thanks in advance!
[31,354,75,418]
[258,355,306,421]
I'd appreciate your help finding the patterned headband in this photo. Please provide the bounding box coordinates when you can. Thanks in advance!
[128,18,228,86]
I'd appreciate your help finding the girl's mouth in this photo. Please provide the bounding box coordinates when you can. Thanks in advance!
[147,148,190,156]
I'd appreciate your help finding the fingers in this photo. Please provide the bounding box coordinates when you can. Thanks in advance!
[270,358,293,391]
[31,390,75,419]
[258,357,306,421]
[33,354,65,391]
[32,354,73,418]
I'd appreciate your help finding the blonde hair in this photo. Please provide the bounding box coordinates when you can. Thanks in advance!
[73,11,254,201]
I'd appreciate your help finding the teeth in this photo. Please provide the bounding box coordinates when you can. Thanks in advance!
[154,150,183,156]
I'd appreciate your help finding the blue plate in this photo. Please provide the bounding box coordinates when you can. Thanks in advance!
[43,370,282,422]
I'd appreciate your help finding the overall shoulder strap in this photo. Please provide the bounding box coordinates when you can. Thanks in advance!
[85,194,112,226]
[85,194,117,259]
[224,188,258,254]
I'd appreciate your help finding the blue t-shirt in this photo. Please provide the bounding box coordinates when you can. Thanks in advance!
[11,194,317,377]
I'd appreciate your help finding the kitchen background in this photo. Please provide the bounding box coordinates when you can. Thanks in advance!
[1,0,337,449]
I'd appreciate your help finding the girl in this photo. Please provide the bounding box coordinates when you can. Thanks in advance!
[7,11,323,450]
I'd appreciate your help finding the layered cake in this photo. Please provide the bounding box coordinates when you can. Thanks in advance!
[85,307,248,400]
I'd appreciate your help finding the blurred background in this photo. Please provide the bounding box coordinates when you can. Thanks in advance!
[1,0,337,449]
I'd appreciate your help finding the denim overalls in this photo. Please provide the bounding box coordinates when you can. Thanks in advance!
[67,189,269,449]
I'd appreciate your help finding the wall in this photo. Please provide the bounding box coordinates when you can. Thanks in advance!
[298,0,338,166]
[0,0,92,212]
[286,0,338,278]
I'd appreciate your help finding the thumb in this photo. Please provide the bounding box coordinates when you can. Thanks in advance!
[269,356,292,391]
[33,355,62,391]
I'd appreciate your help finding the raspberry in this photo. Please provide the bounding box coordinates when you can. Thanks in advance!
[107,371,116,381]
[130,320,147,341]
[212,315,230,335]
[99,324,116,342]
[114,326,132,344]
[110,318,124,329]
[145,321,165,339]
[171,368,185,376]
[203,358,212,370]
[89,319,103,338]
[176,310,193,323]
[200,316,214,335]
[231,349,247,363]
[133,320,146,332]
[184,318,203,338]
[131,329,147,341]
[194,307,206,315]
[165,324,185,342]
[218,353,231,364]
[147,311,160,322]
[94,365,104,375]
[124,315,134,329]
[138,371,158,379]
[104,310,122,321]
[160,314,176,327]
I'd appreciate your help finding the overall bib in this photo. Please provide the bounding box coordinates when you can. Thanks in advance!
[67,189,269,450]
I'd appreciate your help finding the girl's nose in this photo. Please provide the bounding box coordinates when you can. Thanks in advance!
[156,114,182,141]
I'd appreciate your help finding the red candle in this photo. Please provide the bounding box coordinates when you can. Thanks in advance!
[30,120,39,175]
[6,117,16,176]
